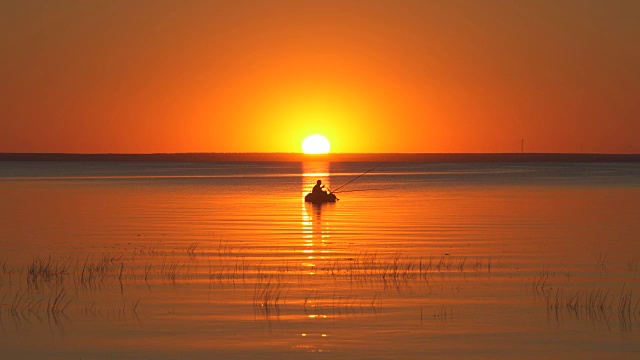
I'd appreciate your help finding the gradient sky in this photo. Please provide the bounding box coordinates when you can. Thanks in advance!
[1,0,639,153]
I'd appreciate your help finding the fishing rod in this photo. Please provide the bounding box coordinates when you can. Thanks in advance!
[331,161,386,193]
[323,184,339,200]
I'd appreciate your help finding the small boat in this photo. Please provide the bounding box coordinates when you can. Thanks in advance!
[304,192,337,204]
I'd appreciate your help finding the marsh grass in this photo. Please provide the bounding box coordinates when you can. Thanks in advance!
[253,273,289,320]
[595,252,609,271]
[47,287,72,315]
[160,258,184,282]
[27,256,68,289]
[617,284,636,316]
[532,270,640,332]
[9,289,41,315]
[5,245,496,327]
[0,258,10,286]
[186,242,198,258]
[82,298,141,321]
[531,270,552,294]
[628,256,640,272]
[75,254,121,288]
[3,240,638,337]
[320,253,492,285]
[0,286,71,324]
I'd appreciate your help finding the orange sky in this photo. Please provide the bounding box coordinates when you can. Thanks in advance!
[1,1,639,154]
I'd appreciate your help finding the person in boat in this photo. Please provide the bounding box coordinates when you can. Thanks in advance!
[312,179,327,195]
[306,179,337,203]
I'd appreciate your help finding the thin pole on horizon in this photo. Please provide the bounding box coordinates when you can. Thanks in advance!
[521,139,524,154]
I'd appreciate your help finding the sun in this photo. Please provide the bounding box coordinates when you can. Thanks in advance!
[302,134,331,154]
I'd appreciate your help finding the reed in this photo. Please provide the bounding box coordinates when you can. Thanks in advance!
[76,254,120,287]
[144,263,152,283]
[628,256,640,272]
[186,242,198,258]
[131,298,141,317]
[160,258,184,282]
[472,258,483,271]
[536,282,640,329]
[47,287,72,315]
[253,274,286,316]
[27,256,68,289]
[618,284,632,316]
[9,289,39,315]
[0,258,8,286]
[14,240,640,339]
[457,257,467,271]
[595,252,608,271]
[531,270,552,294]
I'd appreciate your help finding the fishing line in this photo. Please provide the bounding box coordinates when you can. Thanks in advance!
[331,161,386,193]
[333,188,388,194]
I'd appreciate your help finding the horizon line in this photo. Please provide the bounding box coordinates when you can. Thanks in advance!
[1,152,640,163]
[2,151,639,155]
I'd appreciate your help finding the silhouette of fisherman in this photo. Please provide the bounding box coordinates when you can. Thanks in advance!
[306,179,338,203]
[311,179,326,195]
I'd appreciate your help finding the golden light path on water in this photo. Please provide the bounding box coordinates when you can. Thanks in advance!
[299,160,333,347]
[301,160,332,276]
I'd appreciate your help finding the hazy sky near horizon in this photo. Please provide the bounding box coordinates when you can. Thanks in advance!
[1,0,639,153]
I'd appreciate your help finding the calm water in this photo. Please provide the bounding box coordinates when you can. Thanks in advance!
[1,160,640,359]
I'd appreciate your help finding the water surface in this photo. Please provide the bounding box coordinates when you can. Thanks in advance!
[1,161,639,358]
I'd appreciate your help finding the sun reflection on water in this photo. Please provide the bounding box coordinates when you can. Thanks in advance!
[301,160,333,275]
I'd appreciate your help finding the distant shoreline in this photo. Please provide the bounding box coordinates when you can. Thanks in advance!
[1,153,640,163]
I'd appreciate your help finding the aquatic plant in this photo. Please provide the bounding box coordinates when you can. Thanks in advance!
[595,252,609,271]
[47,287,72,315]
[627,256,640,272]
[532,270,640,333]
[27,256,68,289]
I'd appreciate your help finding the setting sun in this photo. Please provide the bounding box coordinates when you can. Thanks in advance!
[302,134,331,154]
